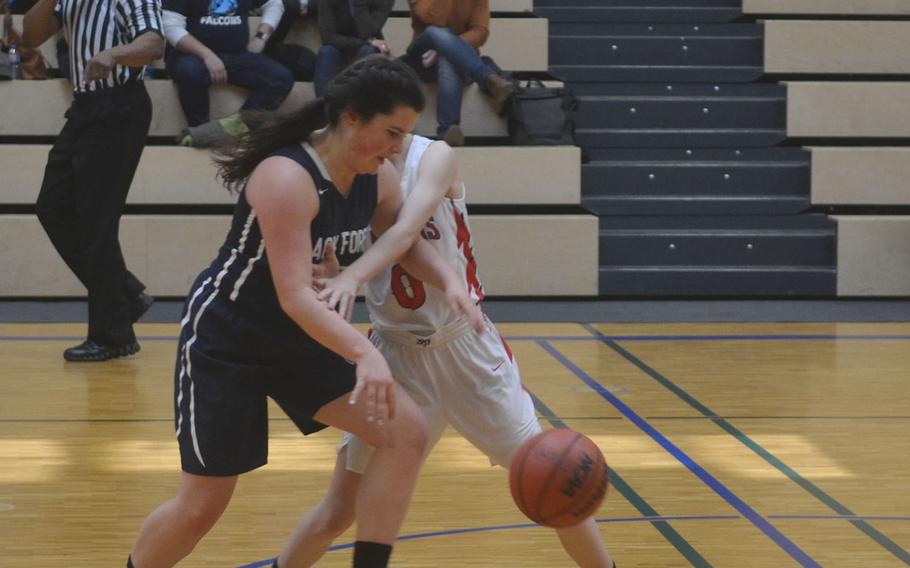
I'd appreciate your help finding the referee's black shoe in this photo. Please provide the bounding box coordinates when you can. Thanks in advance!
[63,339,141,362]
[130,292,155,323]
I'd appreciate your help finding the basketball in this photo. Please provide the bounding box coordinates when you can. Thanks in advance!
[509,429,609,528]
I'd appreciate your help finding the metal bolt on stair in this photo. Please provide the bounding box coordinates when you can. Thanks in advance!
[747,244,754,250]
[714,85,721,92]
[703,107,710,114]
[669,243,677,250]
[666,85,673,91]
[682,45,689,51]
[724,174,731,180]
[686,149,693,155]
[648,174,655,180]
[611,45,618,51]
[630,107,637,113]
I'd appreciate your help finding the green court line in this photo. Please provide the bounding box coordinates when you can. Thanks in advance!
[580,323,910,565]
[528,390,713,568]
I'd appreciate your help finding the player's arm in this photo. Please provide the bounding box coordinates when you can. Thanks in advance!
[337,143,456,288]
[21,0,60,49]
[247,157,396,420]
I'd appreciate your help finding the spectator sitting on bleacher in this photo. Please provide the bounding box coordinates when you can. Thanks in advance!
[313,0,393,96]
[163,0,294,146]
[262,0,316,81]
[404,0,512,146]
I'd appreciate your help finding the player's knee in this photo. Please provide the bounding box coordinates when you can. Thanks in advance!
[177,496,229,537]
[393,405,429,457]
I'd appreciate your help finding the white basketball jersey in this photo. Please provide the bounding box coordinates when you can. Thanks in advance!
[365,135,485,333]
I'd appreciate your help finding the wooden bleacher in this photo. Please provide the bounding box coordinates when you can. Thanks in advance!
[755,2,910,296]
[0,9,598,298]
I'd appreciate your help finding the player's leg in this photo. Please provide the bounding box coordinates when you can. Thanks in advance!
[276,450,361,568]
[312,382,428,564]
[129,472,237,568]
[130,304,270,567]
[555,519,615,568]
[444,323,615,567]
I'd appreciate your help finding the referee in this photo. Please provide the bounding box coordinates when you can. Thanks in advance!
[22,0,164,361]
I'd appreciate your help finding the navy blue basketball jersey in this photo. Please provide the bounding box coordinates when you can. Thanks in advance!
[190,142,378,355]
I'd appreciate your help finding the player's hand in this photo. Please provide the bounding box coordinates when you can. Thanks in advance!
[446,284,485,334]
[203,53,227,83]
[83,51,116,84]
[350,348,396,425]
[421,49,438,68]
[313,240,341,282]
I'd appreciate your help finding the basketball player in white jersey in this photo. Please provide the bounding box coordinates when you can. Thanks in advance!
[271,134,616,568]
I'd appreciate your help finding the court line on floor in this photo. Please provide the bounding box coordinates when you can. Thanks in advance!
[3,333,910,342]
[580,323,910,566]
[770,515,910,522]
[529,391,713,567]
[236,516,739,568]
[10,415,910,424]
[538,339,821,568]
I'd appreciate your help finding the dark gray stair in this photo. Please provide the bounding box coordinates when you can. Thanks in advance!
[581,147,808,215]
[538,6,742,24]
[599,265,836,296]
[598,216,837,296]
[549,34,762,67]
[537,0,836,297]
[576,128,787,149]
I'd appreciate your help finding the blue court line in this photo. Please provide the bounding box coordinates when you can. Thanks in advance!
[770,515,910,522]
[236,515,739,568]
[579,324,910,565]
[3,333,910,342]
[528,391,713,567]
[538,339,821,567]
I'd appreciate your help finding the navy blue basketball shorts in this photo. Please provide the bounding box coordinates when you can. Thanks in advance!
[173,293,357,477]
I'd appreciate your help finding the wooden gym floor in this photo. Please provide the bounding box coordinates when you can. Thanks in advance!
[1,321,909,567]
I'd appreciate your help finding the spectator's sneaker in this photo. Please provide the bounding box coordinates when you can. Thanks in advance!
[441,125,465,147]
[63,339,140,362]
[484,73,514,105]
[130,292,154,323]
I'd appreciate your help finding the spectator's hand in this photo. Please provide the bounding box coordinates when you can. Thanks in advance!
[247,36,266,54]
[83,50,116,84]
[421,49,438,68]
[203,53,227,83]
[370,39,391,56]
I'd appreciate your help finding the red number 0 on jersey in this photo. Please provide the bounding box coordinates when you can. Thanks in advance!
[391,264,426,310]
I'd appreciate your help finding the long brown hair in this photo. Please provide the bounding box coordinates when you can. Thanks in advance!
[215,55,425,193]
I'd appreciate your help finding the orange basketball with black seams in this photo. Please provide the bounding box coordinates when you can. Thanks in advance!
[509,429,609,528]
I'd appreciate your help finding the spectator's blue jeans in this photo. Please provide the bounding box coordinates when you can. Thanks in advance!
[314,44,380,97]
[166,50,294,126]
[407,25,496,136]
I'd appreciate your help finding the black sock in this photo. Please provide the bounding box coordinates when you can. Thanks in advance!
[271,560,279,568]
[127,556,135,568]
[352,541,393,568]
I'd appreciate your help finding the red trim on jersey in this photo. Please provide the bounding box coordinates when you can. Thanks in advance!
[499,333,514,363]
[449,199,485,301]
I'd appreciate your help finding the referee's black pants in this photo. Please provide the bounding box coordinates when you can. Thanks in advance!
[36,81,152,346]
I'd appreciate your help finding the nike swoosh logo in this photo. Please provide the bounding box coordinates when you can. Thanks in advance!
[318,187,329,195]
[491,361,504,372]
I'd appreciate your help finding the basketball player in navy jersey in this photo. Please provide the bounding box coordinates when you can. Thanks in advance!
[272,133,617,568]
[126,56,482,568]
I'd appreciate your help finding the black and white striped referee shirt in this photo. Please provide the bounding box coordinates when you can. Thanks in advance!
[54,0,163,92]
